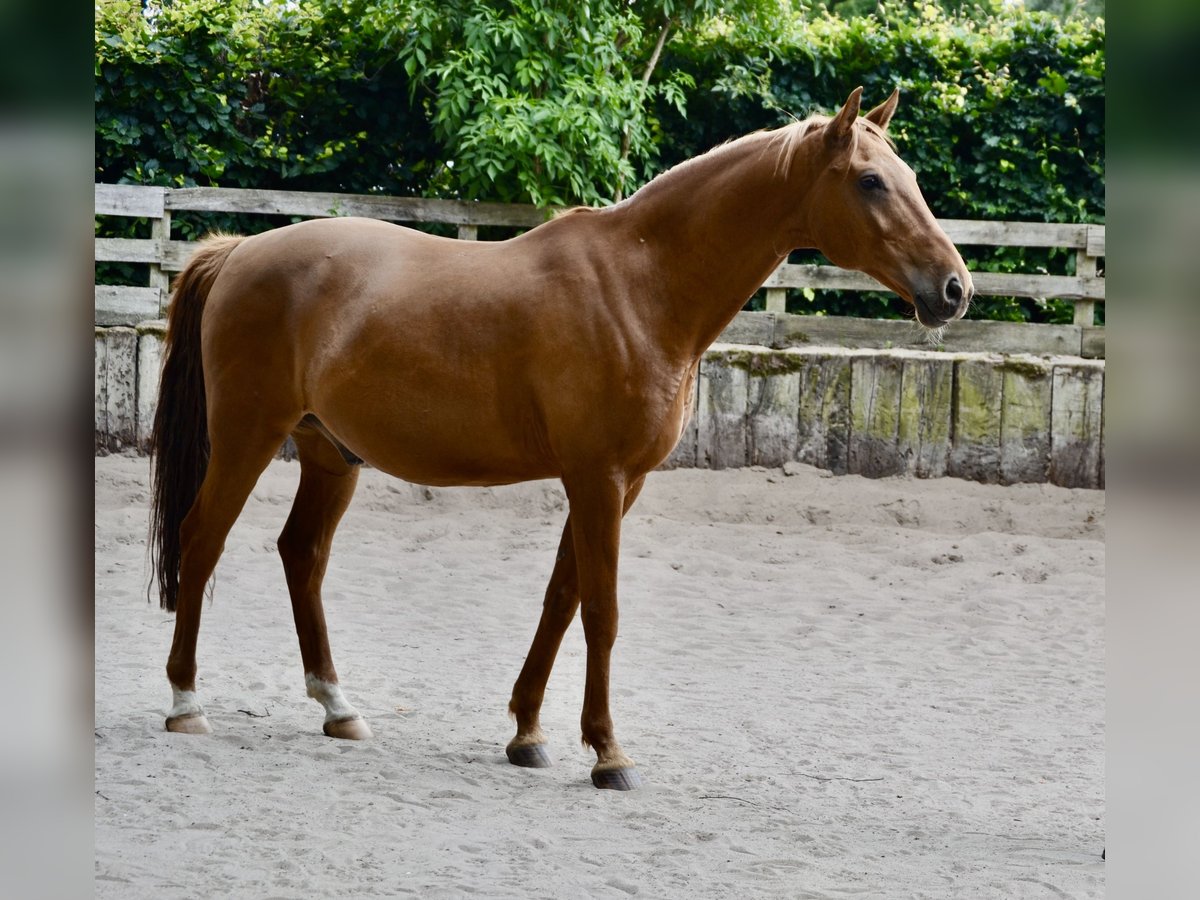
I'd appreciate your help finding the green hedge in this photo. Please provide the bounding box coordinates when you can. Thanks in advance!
[653,3,1105,322]
[95,0,1104,323]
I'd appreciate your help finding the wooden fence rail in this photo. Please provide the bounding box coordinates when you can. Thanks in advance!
[95,183,1104,357]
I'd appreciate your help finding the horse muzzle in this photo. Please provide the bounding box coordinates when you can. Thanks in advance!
[913,273,972,328]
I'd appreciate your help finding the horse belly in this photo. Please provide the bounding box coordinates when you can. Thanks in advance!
[313,375,557,488]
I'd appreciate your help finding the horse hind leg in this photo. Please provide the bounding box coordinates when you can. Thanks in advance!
[278,423,369,739]
[506,517,579,768]
[165,423,292,734]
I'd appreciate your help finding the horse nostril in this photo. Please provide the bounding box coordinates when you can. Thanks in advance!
[945,275,963,304]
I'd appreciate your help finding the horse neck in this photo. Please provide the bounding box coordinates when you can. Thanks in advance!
[613,130,818,359]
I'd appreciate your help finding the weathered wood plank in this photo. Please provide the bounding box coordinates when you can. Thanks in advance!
[697,348,750,469]
[998,356,1053,485]
[718,312,776,346]
[949,357,1004,483]
[162,240,194,271]
[774,314,921,350]
[149,211,172,296]
[764,265,882,292]
[104,328,138,450]
[136,324,165,450]
[1081,327,1105,359]
[1072,300,1095,327]
[95,183,165,218]
[795,349,852,475]
[772,314,1082,357]
[94,329,108,453]
[972,271,1105,301]
[95,237,159,264]
[1085,224,1105,258]
[96,286,162,326]
[96,237,191,271]
[765,264,1103,300]
[164,188,549,228]
[849,354,904,477]
[938,219,1089,248]
[747,353,801,467]
[1050,360,1104,489]
[897,354,953,478]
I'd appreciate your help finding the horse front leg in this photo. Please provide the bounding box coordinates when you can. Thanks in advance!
[506,476,645,773]
[567,472,641,790]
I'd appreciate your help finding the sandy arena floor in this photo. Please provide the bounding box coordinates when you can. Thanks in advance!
[95,455,1104,898]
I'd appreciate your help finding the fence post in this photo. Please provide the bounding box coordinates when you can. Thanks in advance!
[457,224,478,241]
[1073,248,1096,327]
[764,288,787,313]
[150,209,172,315]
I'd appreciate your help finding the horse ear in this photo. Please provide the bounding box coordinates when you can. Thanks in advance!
[864,88,900,131]
[826,86,863,149]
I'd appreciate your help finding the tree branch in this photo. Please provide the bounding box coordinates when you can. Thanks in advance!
[614,17,673,202]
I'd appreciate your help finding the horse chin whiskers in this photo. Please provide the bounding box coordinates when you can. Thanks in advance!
[908,316,946,346]
[922,323,947,346]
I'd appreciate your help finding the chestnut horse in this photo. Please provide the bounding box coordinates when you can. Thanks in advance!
[149,88,971,789]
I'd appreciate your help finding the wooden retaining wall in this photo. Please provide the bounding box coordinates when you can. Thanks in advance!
[97,325,1104,489]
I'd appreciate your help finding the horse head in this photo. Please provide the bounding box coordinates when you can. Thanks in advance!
[799,87,973,329]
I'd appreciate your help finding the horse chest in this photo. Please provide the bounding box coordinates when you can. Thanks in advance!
[606,360,698,473]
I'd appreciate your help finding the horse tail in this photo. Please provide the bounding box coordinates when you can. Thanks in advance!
[149,234,245,612]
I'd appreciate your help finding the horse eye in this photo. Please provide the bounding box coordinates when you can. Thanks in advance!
[859,174,884,192]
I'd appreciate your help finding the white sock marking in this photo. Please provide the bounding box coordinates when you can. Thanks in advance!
[168,687,203,720]
[305,673,359,723]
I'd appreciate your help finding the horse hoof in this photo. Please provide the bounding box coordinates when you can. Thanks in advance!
[591,766,643,791]
[323,716,372,740]
[506,742,553,768]
[165,713,212,735]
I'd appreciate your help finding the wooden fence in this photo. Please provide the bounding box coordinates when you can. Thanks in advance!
[94,184,1104,358]
[94,184,1104,487]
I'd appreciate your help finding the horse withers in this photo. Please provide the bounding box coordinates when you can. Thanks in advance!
[149,88,972,789]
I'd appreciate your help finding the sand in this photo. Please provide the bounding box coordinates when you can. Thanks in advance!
[95,455,1104,898]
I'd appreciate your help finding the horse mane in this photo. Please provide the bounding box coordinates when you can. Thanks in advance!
[767,117,825,179]
[553,206,599,219]
[620,114,834,206]
[567,113,895,213]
